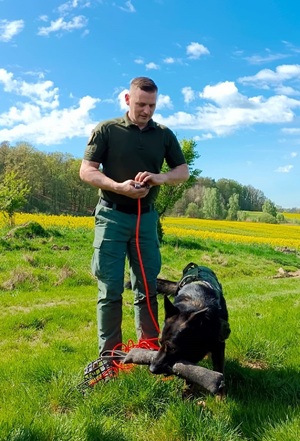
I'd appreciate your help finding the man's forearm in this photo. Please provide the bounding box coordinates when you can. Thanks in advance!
[162,163,189,185]
[80,160,117,191]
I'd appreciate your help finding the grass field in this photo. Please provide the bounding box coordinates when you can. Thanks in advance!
[0,214,299,441]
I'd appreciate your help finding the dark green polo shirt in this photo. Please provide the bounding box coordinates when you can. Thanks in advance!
[83,113,186,206]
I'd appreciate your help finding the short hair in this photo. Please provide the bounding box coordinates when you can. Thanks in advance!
[130,77,158,93]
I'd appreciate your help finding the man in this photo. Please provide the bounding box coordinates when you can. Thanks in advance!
[80,77,189,357]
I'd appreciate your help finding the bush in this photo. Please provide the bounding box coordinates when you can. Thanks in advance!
[258,212,278,224]
[276,213,286,223]
[237,211,247,221]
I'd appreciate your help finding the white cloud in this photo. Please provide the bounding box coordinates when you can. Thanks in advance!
[155,80,300,135]
[162,57,184,65]
[134,58,144,64]
[275,165,293,173]
[37,15,88,36]
[186,42,209,59]
[0,68,59,109]
[119,1,136,13]
[155,111,198,129]
[282,127,300,135]
[0,96,99,145]
[182,86,195,104]
[200,81,251,107]
[193,133,213,142]
[117,89,172,111]
[145,62,160,70]
[118,89,128,111]
[275,85,300,96]
[0,19,24,42]
[239,64,300,90]
[58,0,90,15]
[156,94,173,110]
[39,15,49,22]
[244,52,288,65]
[163,57,175,64]
[2,66,300,147]
[0,69,99,145]
[291,152,298,158]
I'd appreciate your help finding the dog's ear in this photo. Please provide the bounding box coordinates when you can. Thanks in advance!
[164,295,180,318]
[184,307,208,325]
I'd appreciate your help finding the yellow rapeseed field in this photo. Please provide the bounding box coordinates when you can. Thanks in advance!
[163,217,300,250]
[1,211,300,250]
[283,212,300,221]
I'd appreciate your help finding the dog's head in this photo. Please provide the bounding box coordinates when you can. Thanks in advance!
[149,293,218,375]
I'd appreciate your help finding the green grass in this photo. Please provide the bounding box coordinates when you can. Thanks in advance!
[0,223,299,440]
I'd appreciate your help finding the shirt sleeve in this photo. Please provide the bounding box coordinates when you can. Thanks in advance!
[83,124,108,163]
[164,128,187,168]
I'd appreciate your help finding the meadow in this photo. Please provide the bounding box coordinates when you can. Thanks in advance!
[0,212,299,441]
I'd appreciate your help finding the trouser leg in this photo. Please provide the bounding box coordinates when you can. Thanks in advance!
[96,278,123,355]
[92,246,126,355]
[92,205,130,355]
[128,210,161,342]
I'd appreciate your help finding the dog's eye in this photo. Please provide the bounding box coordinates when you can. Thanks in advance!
[166,343,177,354]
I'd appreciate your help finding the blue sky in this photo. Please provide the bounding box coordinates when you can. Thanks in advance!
[1,0,300,208]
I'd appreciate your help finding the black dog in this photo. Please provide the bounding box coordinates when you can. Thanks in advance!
[150,263,231,380]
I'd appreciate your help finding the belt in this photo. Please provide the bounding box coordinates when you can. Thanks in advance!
[99,198,153,214]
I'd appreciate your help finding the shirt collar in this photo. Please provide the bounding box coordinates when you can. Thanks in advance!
[123,112,155,130]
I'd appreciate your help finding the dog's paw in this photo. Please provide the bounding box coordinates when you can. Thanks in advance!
[215,384,227,401]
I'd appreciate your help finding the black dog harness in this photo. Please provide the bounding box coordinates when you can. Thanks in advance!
[178,262,223,303]
[178,262,231,342]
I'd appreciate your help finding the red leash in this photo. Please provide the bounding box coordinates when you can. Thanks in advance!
[135,198,160,337]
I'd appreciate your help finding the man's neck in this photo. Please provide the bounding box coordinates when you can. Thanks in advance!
[127,112,148,130]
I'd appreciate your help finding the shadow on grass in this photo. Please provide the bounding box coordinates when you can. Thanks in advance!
[225,358,300,439]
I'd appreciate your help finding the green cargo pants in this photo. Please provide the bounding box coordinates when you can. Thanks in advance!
[91,202,161,355]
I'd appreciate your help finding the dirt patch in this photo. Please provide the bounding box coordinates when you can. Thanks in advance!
[242,360,268,370]
[273,267,300,279]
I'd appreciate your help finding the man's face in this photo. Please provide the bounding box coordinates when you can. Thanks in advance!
[125,86,157,128]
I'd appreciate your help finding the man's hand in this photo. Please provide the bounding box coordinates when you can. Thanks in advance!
[135,164,189,187]
[116,180,150,199]
[134,171,164,187]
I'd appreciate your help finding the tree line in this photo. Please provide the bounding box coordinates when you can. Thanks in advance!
[168,176,280,221]
[0,140,292,227]
[0,141,98,217]
[0,140,199,225]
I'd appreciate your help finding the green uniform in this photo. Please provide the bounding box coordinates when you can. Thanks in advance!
[83,113,186,355]
[84,113,186,207]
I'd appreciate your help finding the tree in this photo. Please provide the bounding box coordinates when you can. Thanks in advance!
[262,199,277,218]
[155,138,201,217]
[241,185,266,211]
[185,202,200,218]
[153,138,201,241]
[216,178,243,206]
[202,187,226,220]
[0,171,31,226]
[227,193,240,220]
